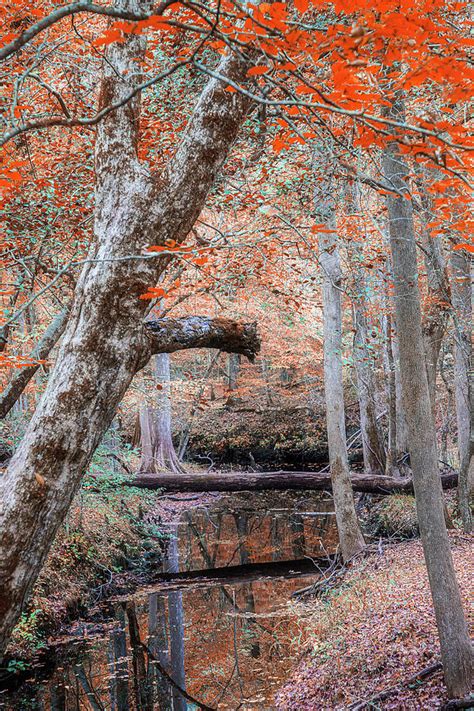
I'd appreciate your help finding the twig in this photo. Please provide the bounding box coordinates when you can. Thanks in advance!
[347,662,442,710]
[140,641,216,711]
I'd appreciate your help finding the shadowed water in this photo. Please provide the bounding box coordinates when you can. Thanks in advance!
[0,491,337,710]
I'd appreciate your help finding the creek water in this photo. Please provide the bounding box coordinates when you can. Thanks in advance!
[0,491,337,710]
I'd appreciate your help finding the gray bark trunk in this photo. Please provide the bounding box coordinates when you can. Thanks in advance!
[315,146,365,562]
[417,169,451,418]
[383,311,400,476]
[0,305,70,419]
[0,2,253,657]
[383,101,472,697]
[451,248,473,531]
[352,304,387,475]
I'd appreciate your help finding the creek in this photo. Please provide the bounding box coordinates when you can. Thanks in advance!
[0,491,338,710]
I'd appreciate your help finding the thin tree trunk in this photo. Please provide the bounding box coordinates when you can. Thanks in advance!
[315,145,365,561]
[227,353,240,391]
[0,4,253,657]
[0,305,70,419]
[392,310,410,457]
[383,310,400,476]
[451,248,473,531]
[382,99,472,697]
[347,183,386,475]
[416,169,451,418]
[352,304,387,475]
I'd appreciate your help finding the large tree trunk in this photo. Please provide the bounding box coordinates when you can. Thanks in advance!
[137,353,184,475]
[0,3,253,657]
[315,146,365,561]
[451,248,473,531]
[382,100,472,697]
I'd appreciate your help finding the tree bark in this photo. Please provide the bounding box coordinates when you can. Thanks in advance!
[0,305,70,419]
[137,353,185,475]
[0,1,253,658]
[146,317,259,360]
[352,304,387,475]
[417,168,451,418]
[382,99,472,697]
[346,183,386,476]
[129,469,458,494]
[315,145,366,561]
[450,248,473,532]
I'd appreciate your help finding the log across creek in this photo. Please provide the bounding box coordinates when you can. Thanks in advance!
[128,469,458,495]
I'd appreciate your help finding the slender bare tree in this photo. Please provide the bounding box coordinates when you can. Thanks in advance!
[383,95,472,698]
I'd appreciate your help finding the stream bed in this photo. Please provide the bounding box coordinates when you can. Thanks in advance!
[1,491,337,710]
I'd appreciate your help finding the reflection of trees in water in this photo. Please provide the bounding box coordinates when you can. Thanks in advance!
[166,530,187,711]
[25,497,337,711]
[234,512,260,660]
[148,592,171,709]
[110,605,130,711]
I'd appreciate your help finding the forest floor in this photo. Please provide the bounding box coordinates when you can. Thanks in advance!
[277,533,473,710]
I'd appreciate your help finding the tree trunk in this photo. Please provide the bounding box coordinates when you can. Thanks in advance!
[451,248,473,532]
[130,468,458,494]
[382,100,472,697]
[346,183,386,476]
[315,145,365,561]
[352,304,387,475]
[417,169,451,418]
[0,305,70,419]
[0,3,253,658]
[383,310,400,476]
[227,352,240,391]
[137,354,184,475]
[153,353,184,474]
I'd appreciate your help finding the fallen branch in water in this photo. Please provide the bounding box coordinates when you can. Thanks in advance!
[140,640,216,711]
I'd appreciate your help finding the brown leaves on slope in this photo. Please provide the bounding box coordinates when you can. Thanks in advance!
[276,535,473,710]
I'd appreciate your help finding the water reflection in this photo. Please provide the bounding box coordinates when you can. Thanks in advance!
[0,492,337,710]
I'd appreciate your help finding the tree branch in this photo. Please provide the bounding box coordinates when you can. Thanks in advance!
[0,0,178,63]
[145,316,260,361]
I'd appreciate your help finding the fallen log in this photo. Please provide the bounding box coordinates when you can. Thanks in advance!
[116,557,333,597]
[128,470,458,495]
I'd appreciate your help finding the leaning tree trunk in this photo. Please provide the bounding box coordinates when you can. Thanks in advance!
[451,247,473,531]
[0,304,71,419]
[314,145,365,562]
[383,99,472,697]
[0,0,254,657]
